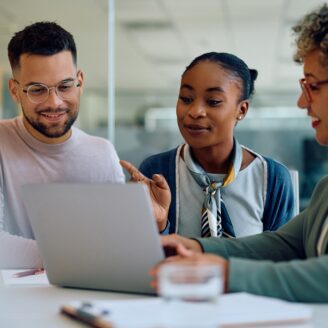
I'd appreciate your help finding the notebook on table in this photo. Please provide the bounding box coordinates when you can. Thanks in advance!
[22,183,164,295]
[60,292,312,328]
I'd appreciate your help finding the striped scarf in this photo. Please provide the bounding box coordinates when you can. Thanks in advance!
[184,138,242,237]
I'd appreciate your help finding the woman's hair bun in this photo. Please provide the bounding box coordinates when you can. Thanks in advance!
[249,69,258,81]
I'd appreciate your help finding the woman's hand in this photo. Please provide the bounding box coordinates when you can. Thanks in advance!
[120,160,171,232]
[161,234,204,254]
[150,239,229,293]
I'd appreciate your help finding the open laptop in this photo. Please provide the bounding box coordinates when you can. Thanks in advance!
[22,183,165,295]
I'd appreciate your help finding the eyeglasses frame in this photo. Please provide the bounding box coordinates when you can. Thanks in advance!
[299,78,328,103]
[13,71,82,104]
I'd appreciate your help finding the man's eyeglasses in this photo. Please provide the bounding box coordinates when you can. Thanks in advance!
[299,78,328,103]
[13,75,81,104]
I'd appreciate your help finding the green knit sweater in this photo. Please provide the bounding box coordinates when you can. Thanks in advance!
[196,176,328,302]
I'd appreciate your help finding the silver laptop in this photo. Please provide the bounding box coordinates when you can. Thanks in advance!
[22,183,165,295]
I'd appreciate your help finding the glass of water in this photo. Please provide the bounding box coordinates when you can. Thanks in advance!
[158,263,223,327]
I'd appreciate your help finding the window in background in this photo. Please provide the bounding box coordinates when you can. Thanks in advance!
[114,0,326,208]
[0,0,326,208]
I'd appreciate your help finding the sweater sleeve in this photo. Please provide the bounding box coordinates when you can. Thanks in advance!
[105,141,125,183]
[0,187,43,269]
[0,231,43,269]
[197,208,307,261]
[228,255,328,302]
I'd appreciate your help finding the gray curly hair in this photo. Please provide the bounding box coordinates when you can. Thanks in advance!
[293,3,328,68]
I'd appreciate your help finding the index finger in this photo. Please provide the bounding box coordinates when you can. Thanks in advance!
[120,160,138,174]
[120,160,145,181]
[161,234,180,248]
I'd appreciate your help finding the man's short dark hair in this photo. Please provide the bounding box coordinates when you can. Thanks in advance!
[8,21,77,70]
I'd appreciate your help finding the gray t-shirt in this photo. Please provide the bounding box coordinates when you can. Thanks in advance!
[0,116,125,268]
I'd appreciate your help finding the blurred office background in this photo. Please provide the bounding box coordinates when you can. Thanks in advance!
[0,0,327,209]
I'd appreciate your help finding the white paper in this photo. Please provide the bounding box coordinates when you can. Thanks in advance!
[66,292,312,328]
[1,269,49,286]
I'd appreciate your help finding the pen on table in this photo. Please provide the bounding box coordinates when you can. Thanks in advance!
[61,303,112,328]
[12,268,45,278]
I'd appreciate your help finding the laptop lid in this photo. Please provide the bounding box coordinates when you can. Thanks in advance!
[22,183,165,295]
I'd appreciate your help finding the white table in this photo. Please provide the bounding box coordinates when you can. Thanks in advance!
[0,272,149,327]
[0,272,327,328]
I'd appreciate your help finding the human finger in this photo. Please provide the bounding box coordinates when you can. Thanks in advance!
[152,174,170,190]
[119,160,137,174]
[120,160,146,182]
[176,243,194,258]
[161,234,180,248]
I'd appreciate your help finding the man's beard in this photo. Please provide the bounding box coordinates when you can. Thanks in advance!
[22,108,78,139]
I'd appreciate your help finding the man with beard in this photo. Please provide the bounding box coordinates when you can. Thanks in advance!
[0,22,125,268]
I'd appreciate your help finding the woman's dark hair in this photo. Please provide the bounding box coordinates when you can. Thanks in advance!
[183,52,258,101]
[8,21,77,70]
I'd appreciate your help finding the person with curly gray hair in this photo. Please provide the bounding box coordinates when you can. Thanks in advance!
[293,3,328,68]
[152,3,328,303]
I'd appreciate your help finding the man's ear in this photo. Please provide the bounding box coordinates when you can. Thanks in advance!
[76,70,84,96]
[8,79,21,104]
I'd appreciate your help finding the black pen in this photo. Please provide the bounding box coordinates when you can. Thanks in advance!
[61,304,112,328]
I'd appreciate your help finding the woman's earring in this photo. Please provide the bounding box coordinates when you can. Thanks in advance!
[238,116,243,120]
